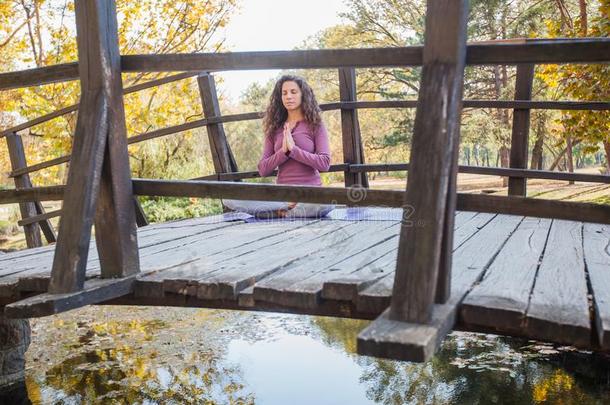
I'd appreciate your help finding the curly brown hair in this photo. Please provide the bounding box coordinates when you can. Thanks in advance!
[262,75,322,138]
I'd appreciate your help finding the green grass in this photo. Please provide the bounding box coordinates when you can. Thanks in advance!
[139,197,223,224]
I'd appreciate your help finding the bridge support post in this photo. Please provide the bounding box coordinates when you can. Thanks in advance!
[508,63,535,196]
[0,312,30,391]
[5,133,56,247]
[358,0,469,362]
[339,67,369,190]
[45,0,140,295]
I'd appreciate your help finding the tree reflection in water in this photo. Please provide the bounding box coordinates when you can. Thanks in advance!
[14,307,610,404]
[313,317,610,404]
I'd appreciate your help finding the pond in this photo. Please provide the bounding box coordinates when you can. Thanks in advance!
[4,306,609,404]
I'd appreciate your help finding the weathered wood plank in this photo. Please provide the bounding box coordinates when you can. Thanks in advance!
[4,276,136,318]
[0,217,240,285]
[321,211,472,302]
[583,223,610,350]
[322,212,476,302]
[359,213,522,361]
[525,220,590,347]
[460,217,552,333]
[358,304,456,362]
[5,181,610,224]
[355,213,505,314]
[134,220,323,298]
[198,221,366,301]
[251,222,400,309]
[389,0,468,323]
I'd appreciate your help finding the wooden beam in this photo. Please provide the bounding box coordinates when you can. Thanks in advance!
[34,201,57,243]
[508,64,535,196]
[196,73,239,174]
[17,208,62,227]
[2,180,609,224]
[0,62,79,91]
[119,39,610,73]
[0,72,197,139]
[390,0,468,323]
[1,39,608,91]
[5,133,43,248]
[339,68,368,188]
[5,276,136,318]
[48,0,140,293]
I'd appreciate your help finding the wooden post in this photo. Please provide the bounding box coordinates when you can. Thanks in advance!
[339,68,369,189]
[389,0,468,323]
[197,73,239,213]
[48,0,140,293]
[5,133,44,248]
[197,73,239,175]
[508,63,535,196]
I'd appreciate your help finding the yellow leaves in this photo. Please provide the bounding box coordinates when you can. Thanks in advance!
[532,370,576,403]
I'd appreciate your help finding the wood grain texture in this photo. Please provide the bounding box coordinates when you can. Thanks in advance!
[525,220,590,347]
[390,0,468,323]
[5,133,43,248]
[339,68,368,188]
[197,73,239,175]
[460,217,552,332]
[251,222,399,308]
[508,64,535,196]
[582,223,610,349]
[5,276,136,318]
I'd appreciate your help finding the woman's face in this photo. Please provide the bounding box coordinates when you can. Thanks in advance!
[281,81,303,112]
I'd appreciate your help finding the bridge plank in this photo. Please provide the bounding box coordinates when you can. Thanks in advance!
[251,222,400,308]
[198,221,365,300]
[460,217,552,333]
[136,220,324,297]
[525,220,590,347]
[322,211,477,302]
[583,223,610,349]
[354,213,503,313]
[358,214,522,361]
[0,219,241,285]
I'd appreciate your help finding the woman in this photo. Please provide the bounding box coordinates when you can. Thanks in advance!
[257,74,331,187]
[224,75,334,218]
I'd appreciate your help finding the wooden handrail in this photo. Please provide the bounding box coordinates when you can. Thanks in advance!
[0,71,199,139]
[3,179,608,224]
[8,98,610,178]
[1,38,608,91]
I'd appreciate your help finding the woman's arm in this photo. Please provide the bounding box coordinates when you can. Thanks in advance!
[287,123,331,172]
[257,133,289,177]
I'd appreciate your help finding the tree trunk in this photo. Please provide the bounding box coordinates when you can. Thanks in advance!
[604,141,610,174]
[499,145,510,187]
[530,112,546,170]
[566,136,575,184]
[579,0,587,35]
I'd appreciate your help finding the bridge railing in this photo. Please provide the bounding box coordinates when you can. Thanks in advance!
[0,0,608,334]
[1,39,609,250]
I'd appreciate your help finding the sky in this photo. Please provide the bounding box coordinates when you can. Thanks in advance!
[215,0,349,102]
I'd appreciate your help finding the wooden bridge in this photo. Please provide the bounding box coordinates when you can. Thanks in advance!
[0,0,609,363]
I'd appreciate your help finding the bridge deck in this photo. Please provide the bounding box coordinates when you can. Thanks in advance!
[0,208,608,351]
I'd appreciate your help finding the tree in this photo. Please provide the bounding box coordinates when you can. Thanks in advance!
[540,0,610,174]
[0,0,238,186]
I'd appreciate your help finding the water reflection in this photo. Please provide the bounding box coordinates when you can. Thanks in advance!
[11,307,610,404]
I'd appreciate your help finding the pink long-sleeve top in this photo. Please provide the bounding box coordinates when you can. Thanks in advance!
[257,120,331,186]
